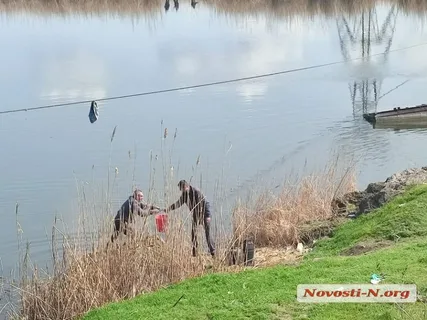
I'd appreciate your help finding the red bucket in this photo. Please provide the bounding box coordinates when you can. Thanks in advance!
[155,213,168,232]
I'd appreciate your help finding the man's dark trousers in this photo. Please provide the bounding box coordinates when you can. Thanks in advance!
[191,201,215,257]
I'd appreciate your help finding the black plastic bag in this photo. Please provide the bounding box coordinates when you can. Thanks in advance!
[89,101,99,123]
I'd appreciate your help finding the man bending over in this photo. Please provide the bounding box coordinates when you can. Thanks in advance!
[111,189,160,243]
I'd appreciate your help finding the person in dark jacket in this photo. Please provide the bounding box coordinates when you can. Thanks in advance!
[111,189,160,243]
[162,180,215,257]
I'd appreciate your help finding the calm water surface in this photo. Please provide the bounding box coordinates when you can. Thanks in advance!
[2,1,427,310]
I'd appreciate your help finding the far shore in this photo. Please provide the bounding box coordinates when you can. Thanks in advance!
[1,0,427,19]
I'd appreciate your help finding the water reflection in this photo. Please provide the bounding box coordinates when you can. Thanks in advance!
[2,0,427,20]
[0,0,164,18]
[373,121,427,130]
[331,5,399,170]
[208,0,427,23]
[337,4,398,116]
[333,117,392,165]
[163,0,179,12]
[330,2,427,188]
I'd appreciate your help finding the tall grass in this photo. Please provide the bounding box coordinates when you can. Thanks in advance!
[9,122,357,320]
[231,156,357,249]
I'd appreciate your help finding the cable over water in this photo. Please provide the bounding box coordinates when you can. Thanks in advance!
[1,41,426,115]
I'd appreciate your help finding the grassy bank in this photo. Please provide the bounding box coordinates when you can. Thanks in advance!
[82,184,427,320]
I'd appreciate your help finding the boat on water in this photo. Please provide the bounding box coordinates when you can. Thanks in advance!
[363,104,427,126]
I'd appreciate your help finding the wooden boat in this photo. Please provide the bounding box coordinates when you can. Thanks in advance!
[363,104,427,125]
[371,122,427,130]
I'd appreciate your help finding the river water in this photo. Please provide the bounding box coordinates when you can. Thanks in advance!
[1,0,427,315]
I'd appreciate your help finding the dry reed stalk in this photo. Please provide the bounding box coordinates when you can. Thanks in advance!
[231,155,357,248]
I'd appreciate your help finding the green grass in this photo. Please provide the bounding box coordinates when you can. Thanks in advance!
[82,184,427,320]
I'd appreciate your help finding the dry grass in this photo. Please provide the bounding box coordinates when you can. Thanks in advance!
[231,156,357,248]
[19,233,221,319]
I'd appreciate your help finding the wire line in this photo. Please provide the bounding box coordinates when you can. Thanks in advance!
[1,41,427,115]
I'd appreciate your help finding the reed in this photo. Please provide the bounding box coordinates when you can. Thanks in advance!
[230,155,357,249]
[10,123,357,320]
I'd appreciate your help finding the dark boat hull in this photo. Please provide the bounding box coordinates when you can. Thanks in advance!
[363,104,427,125]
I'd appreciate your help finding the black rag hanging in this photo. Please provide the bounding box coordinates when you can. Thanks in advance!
[89,101,99,123]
